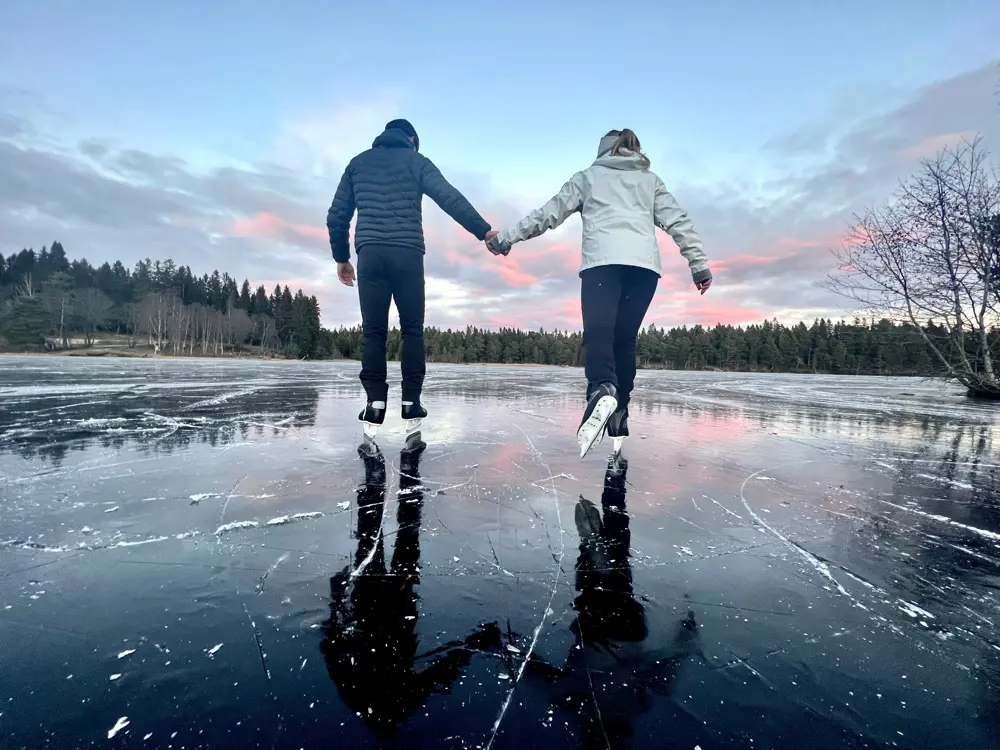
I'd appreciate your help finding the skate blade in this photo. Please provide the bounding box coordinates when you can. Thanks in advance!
[578,396,618,459]
[362,422,379,440]
[358,437,380,458]
[404,418,423,436]
[612,436,625,455]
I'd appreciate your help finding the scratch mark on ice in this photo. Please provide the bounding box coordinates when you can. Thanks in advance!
[711,498,743,521]
[256,553,289,594]
[879,501,1000,542]
[740,462,867,610]
[241,601,270,682]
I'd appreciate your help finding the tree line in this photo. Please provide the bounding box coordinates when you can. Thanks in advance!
[0,243,323,358]
[321,317,990,375]
[2,243,996,377]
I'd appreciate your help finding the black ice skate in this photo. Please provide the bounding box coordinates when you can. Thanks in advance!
[401,401,427,436]
[577,383,618,459]
[359,400,386,440]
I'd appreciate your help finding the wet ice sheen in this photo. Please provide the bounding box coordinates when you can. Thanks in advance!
[0,356,998,749]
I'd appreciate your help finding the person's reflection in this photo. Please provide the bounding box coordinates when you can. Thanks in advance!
[320,435,502,739]
[527,455,704,749]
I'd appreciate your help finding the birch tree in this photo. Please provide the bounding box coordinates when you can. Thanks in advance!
[828,137,1000,398]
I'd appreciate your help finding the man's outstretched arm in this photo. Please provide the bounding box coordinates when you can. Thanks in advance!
[327,166,356,263]
[418,157,491,240]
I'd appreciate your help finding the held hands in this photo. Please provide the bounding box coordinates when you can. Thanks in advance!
[337,261,356,287]
[484,230,511,257]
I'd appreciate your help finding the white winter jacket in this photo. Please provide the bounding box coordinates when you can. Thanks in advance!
[496,134,710,282]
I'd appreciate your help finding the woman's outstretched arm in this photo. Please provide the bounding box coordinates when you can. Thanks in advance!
[494,173,585,250]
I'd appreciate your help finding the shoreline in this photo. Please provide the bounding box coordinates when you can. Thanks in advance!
[0,350,948,378]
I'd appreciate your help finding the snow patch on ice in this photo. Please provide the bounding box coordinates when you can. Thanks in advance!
[189,493,221,504]
[107,716,129,739]
[916,473,975,491]
[214,520,260,535]
[110,536,169,549]
[898,600,935,620]
[265,512,323,527]
[187,388,258,410]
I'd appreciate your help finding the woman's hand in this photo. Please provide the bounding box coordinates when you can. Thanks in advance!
[485,231,511,256]
[695,278,712,295]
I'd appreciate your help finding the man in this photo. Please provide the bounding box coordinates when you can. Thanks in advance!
[327,119,496,439]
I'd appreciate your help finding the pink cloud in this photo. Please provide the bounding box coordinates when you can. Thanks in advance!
[901,131,978,160]
[228,211,327,245]
[493,261,538,288]
[488,296,582,330]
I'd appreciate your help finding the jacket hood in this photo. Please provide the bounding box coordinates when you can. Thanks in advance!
[596,134,619,158]
[372,128,415,150]
[593,135,650,171]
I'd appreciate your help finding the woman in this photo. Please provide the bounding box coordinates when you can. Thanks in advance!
[487,129,712,458]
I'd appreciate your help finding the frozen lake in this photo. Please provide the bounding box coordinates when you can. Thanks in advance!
[1,356,999,749]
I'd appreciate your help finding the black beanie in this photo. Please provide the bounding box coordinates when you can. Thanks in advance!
[386,118,419,151]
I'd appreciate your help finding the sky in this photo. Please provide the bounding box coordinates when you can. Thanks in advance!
[1,0,998,331]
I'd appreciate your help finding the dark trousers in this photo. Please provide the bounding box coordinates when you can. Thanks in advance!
[580,264,659,409]
[357,245,425,403]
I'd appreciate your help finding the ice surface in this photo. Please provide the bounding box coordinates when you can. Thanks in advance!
[1,356,999,748]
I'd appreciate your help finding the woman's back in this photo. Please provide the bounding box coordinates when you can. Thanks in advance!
[576,135,664,274]
[494,130,709,281]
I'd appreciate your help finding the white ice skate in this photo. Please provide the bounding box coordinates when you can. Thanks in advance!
[359,401,386,440]
[577,384,618,459]
[401,401,427,437]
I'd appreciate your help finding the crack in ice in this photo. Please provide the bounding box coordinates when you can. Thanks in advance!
[486,425,566,750]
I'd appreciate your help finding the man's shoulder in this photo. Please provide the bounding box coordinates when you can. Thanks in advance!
[348,148,375,168]
[350,147,423,170]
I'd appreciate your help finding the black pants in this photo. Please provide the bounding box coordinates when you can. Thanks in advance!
[580,264,659,409]
[357,245,425,403]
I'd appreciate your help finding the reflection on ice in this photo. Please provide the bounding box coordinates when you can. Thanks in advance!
[0,356,998,748]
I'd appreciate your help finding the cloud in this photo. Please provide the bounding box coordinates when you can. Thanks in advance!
[1,62,998,333]
[229,211,327,244]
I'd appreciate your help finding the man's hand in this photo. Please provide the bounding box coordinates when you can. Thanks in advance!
[695,278,712,295]
[337,261,356,287]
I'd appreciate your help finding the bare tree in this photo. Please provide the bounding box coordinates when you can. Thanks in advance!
[253,314,273,354]
[168,300,192,356]
[76,289,114,345]
[828,137,1000,398]
[227,307,253,352]
[40,272,74,349]
[125,301,144,347]
[139,292,175,354]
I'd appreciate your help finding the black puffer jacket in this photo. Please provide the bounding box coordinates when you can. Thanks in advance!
[327,127,491,262]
